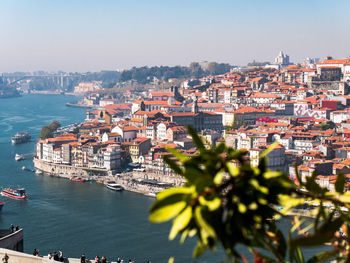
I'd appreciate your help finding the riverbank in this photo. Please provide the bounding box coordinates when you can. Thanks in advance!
[65,102,98,108]
[34,170,168,198]
[33,157,185,197]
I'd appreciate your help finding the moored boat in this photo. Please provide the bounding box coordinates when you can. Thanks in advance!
[15,153,25,161]
[71,176,88,182]
[106,181,124,191]
[35,169,43,175]
[145,192,156,198]
[1,188,28,200]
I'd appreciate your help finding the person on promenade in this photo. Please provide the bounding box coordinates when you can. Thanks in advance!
[101,256,107,263]
[15,225,19,231]
[53,252,59,261]
[80,253,86,263]
[33,248,39,256]
[48,252,52,260]
[2,253,9,263]
[10,224,14,233]
[59,250,64,262]
[116,257,121,263]
[95,255,100,263]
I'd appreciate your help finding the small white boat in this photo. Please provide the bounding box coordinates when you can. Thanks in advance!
[15,154,25,161]
[145,192,156,198]
[106,181,124,191]
[35,169,43,175]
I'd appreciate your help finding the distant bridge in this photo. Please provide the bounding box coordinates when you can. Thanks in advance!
[3,74,75,90]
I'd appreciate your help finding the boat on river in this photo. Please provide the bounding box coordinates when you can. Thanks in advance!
[71,176,88,182]
[35,169,43,175]
[145,192,156,198]
[11,132,30,145]
[0,202,4,211]
[106,181,124,191]
[15,153,25,161]
[1,188,28,200]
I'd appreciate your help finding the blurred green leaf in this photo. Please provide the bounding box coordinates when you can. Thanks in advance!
[306,250,338,263]
[150,193,188,223]
[335,173,346,194]
[194,207,216,240]
[259,141,279,159]
[187,126,205,152]
[193,241,207,258]
[163,156,182,175]
[166,146,189,162]
[199,196,221,211]
[169,206,192,240]
[156,186,194,201]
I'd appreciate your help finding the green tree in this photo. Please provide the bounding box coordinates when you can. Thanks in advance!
[39,121,61,139]
[320,121,336,131]
[48,121,61,131]
[149,126,350,262]
[39,126,52,139]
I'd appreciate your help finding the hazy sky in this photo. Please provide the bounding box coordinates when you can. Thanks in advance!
[1,0,350,72]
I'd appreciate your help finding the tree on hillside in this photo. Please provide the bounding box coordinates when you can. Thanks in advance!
[39,121,61,139]
[149,126,350,263]
[48,121,61,131]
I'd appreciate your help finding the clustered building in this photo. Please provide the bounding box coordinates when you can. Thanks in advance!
[35,54,350,190]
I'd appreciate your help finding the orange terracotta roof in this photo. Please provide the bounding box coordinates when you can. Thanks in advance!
[317,58,350,65]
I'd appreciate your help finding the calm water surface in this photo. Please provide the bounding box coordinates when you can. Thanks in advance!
[0,94,227,262]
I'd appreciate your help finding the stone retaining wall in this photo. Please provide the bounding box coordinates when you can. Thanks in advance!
[0,230,23,252]
[33,158,90,178]
[132,171,185,186]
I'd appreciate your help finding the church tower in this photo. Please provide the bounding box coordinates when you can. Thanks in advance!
[192,97,199,114]
[140,100,146,111]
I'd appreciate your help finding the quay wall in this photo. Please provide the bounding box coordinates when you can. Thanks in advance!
[34,158,184,186]
[0,230,23,252]
[131,171,185,186]
[33,158,91,178]
[34,158,185,196]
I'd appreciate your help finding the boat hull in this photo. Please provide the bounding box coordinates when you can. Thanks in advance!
[71,178,88,182]
[1,191,27,200]
[107,184,124,191]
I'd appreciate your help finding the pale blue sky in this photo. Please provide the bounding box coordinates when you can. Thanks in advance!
[1,0,349,72]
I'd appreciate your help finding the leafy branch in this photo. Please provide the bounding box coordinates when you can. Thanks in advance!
[149,126,350,262]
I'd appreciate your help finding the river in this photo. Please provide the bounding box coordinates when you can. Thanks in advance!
[0,94,227,262]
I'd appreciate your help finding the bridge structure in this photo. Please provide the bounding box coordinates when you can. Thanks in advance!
[2,74,76,91]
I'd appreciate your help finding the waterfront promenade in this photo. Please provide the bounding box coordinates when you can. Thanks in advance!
[0,248,133,263]
[33,157,185,197]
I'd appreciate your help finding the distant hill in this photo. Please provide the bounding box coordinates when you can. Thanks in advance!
[119,62,233,84]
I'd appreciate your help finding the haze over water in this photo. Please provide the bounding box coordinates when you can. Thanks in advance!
[0,94,227,262]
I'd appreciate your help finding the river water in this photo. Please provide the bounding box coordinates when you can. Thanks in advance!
[0,94,228,263]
